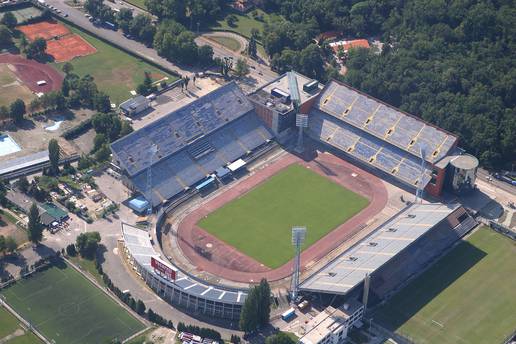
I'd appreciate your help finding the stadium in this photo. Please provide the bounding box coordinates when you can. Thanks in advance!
[111,72,479,322]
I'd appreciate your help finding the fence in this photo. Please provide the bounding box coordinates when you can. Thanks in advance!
[477,217,516,241]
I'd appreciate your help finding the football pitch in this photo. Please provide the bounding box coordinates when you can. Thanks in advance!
[0,259,146,344]
[374,227,516,344]
[198,164,370,268]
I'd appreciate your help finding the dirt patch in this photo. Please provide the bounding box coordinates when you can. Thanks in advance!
[0,64,34,105]
[0,53,63,93]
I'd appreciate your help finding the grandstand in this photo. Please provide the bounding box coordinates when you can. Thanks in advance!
[121,222,246,319]
[299,203,477,300]
[308,80,459,195]
[111,82,274,207]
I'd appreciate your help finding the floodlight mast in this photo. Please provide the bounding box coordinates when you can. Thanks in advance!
[291,226,306,302]
[146,144,158,214]
[288,71,307,153]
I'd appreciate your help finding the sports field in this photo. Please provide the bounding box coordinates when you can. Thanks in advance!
[198,164,369,268]
[0,306,42,343]
[52,24,177,104]
[0,260,146,344]
[374,227,516,344]
[0,64,34,106]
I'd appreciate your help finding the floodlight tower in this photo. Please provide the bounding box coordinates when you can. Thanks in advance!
[415,145,426,204]
[288,71,307,153]
[291,226,306,302]
[146,144,158,214]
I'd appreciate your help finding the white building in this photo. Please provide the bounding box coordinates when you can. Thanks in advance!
[299,300,364,344]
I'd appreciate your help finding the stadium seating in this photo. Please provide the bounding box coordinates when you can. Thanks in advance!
[317,81,457,164]
[111,83,274,206]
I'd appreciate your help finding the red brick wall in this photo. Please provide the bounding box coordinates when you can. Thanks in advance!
[425,166,446,197]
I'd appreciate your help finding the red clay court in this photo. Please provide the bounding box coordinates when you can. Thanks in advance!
[17,20,96,62]
[174,150,388,283]
[0,53,63,93]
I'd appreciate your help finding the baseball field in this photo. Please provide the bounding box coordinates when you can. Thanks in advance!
[198,164,370,268]
[374,227,516,344]
[0,259,146,344]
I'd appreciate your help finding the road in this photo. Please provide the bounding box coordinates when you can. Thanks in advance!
[477,168,516,196]
[44,0,278,90]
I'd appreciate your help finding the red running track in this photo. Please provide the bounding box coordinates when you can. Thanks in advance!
[0,53,63,93]
[176,151,388,283]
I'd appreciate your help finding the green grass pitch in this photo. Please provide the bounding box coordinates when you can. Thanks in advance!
[198,164,370,268]
[374,227,516,344]
[0,259,146,344]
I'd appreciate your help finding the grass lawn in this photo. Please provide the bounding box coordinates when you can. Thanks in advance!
[198,164,369,268]
[0,259,146,344]
[208,36,241,51]
[123,0,147,10]
[211,9,281,38]
[374,227,516,344]
[53,24,177,104]
[0,307,42,343]
[68,255,105,287]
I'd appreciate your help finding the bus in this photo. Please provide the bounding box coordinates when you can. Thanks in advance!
[281,307,296,321]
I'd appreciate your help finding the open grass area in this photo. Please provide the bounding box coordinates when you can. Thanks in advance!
[53,24,177,104]
[374,227,516,344]
[211,9,280,38]
[123,0,147,10]
[0,307,42,343]
[0,259,146,344]
[208,36,241,51]
[0,64,34,106]
[68,255,105,287]
[198,164,369,268]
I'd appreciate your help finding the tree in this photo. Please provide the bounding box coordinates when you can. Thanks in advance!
[75,231,101,259]
[10,99,26,123]
[78,154,93,170]
[247,35,257,58]
[136,299,146,315]
[25,37,47,60]
[197,45,213,66]
[18,176,30,193]
[0,235,5,255]
[0,12,17,29]
[265,332,296,344]
[226,14,238,27]
[0,105,9,120]
[27,202,44,245]
[62,62,74,75]
[48,139,60,176]
[95,144,111,162]
[120,120,133,137]
[5,236,17,254]
[136,71,155,96]
[239,278,271,332]
[0,178,6,206]
[93,133,107,152]
[234,58,250,78]
[94,92,111,113]
[0,25,12,47]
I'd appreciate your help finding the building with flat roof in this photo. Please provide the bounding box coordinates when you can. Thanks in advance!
[248,71,323,135]
[119,95,151,117]
[299,300,364,344]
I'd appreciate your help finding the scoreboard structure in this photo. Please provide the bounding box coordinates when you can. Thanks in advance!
[151,256,177,281]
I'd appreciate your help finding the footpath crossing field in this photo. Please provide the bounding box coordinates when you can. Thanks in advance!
[374,227,516,344]
[0,306,42,343]
[198,164,369,268]
[0,259,146,344]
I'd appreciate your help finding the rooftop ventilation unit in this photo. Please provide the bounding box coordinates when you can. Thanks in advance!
[368,242,378,247]
[303,80,318,93]
[349,256,358,261]
[387,227,397,232]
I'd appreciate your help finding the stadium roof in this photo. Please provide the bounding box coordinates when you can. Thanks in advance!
[315,80,458,164]
[121,223,247,305]
[111,82,255,177]
[299,203,460,295]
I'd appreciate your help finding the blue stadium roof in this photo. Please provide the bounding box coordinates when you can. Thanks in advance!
[111,82,255,177]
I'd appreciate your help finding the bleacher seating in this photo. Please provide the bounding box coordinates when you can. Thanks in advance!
[317,81,457,164]
[309,110,432,186]
[111,83,274,207]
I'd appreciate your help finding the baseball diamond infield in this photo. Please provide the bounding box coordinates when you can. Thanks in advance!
[175,150,388,283]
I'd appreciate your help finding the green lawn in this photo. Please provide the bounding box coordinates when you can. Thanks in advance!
[0,259,146,344]
[123,0,147,10]
[0,307,42,343]
[53,24,177,104]
[68,255,105,287]
[211,9,280,38]
[198,164,369,268]
[208,36,241,51]
[374,227,516,344]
